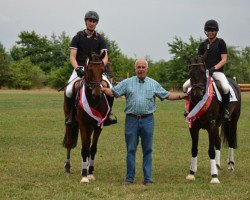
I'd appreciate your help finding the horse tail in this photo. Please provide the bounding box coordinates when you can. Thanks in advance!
[221,121,230,147]
[221,78,241,148]
[62,123,79,149]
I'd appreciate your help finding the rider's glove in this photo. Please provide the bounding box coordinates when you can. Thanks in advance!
[209,66,216,76]
[75,66,85,77]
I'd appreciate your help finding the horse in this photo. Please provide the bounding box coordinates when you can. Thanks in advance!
[62,51,110,183]
[185,56,241,184]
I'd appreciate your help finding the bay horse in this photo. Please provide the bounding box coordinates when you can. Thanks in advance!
[63,51,110,183]
[185,56,241,184]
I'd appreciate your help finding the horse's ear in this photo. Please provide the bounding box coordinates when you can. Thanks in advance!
[100,50,106,60]
[88,52,92,60]
[197,55,204,63]
[202,52,207,62]
[186,56,192,65]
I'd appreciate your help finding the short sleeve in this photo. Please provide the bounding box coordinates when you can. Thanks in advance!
[112,79,127,97]
[155,82,170,101]
[70,35,78,49]
[99,36,108,52]
[219,39,227,54]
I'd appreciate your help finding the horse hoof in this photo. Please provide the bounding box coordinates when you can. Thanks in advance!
[186,174,195,180]
[65,172,70,177]
[216,164,221,170]
[210,177,220,184]
[228,165,235,171]
[87,174,95,181]
[80,177,89,183]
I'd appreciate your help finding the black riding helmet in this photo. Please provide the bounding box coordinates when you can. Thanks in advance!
[204,19,219,31]
[84,11,99,22]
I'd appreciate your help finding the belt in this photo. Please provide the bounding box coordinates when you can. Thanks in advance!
[127,113,153,119]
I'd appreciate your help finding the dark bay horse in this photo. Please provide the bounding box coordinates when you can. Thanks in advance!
[185,56,241,184]
[63,51,110,183]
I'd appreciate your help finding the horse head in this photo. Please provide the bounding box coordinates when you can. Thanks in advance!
[85,51,106,96]
[187,56,207,100]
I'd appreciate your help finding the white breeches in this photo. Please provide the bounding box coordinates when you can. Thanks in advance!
[182,72,229,94]
[65,68,112,98]
[212,72,229,94]
[183,79,191,93]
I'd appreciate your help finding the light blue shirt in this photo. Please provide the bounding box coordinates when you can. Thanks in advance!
[112,76,170,115]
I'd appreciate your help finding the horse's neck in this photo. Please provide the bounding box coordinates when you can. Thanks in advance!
[85,86,105,109]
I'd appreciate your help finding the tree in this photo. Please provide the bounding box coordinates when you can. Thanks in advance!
[10,31,71,74]
[0,42,11,88]
[167,36,202,85]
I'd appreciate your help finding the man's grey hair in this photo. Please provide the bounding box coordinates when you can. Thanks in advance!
[134,59,148,68]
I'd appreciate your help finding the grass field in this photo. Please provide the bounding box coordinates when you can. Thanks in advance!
[0,90,249,200]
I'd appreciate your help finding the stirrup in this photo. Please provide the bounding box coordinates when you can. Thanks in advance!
[222,110,230,122]
[104,114,117,126]
[65,115,72,125]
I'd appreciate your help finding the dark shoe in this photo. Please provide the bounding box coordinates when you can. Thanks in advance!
[104,113,117,126]
[123,181,133,186]
[184,110,188,117]
[143,180,153,186]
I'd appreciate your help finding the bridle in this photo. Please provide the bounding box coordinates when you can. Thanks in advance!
[84,60,104,90]
[189,62,207,97]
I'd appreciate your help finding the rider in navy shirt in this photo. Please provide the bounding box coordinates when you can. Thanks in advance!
[65,11,117,126]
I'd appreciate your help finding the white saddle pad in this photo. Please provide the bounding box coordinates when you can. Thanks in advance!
[212,81,237,102]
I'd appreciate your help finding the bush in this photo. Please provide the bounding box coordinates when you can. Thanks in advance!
[7,58,45,89]
[46,62,72,89]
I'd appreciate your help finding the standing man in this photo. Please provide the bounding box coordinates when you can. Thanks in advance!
[183,19,230,121]
[65,10,116,126]
[101,59,187,185]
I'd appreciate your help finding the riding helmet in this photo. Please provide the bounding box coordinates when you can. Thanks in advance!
[204,19,219,31]
[84,11,99,21]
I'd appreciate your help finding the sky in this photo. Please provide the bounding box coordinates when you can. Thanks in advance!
[1,0,250,61]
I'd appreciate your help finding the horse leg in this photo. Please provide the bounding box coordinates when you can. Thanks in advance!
[227,118,238,171]
[79,126,91,183]
[208,129,220,184]
[64,148,71,175]
[88,128,102,181]
[214,127,221,169]
[63,125,78,176]
[186,127,199,181]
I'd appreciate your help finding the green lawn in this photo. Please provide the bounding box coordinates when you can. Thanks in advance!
[0,90,249,200]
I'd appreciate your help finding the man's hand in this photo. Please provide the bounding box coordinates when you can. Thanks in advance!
[75,66,85,77]
[101,87,114,97]
[180,93,189,100]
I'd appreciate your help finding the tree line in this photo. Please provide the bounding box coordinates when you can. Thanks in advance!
[0,31,249,90]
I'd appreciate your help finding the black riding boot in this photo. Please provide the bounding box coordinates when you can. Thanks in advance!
[104,96,117,126]
[222,92,230,122]
[65,97,73,125]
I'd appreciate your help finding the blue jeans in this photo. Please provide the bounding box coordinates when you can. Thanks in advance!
[124,114,154,182]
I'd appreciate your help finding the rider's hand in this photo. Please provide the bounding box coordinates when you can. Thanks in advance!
[75,66,85,77]
[209,66,216,76]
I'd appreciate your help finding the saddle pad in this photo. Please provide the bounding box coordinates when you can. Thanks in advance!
[212,80,238,102]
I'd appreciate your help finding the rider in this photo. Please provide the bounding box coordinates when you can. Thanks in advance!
[183,19,230,121]
[65,10,117,126]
